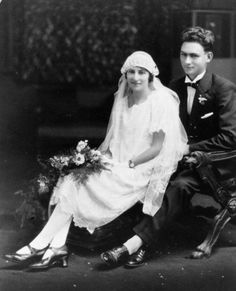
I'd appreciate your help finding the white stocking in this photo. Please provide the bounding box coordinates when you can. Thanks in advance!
[49,219,71,248]
[29,203,72,250]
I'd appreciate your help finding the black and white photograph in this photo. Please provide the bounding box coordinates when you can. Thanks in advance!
[0,1,236,290]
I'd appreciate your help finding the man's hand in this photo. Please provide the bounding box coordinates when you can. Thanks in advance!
[183,155,198,165]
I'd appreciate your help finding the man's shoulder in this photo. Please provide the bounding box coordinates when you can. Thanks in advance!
[211,73,236,90]
[205,73,236,104]
[169,72,236,92]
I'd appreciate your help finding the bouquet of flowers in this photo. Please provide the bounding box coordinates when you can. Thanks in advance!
[15,140,106,227]
[39,140,105,189]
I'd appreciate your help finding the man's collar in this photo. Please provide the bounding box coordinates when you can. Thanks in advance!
[185,71,206,84]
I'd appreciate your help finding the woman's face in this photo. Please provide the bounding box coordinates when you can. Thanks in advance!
[126,66,150,92]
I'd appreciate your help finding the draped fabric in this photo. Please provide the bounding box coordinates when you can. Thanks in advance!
[50,51,187,233]
[99,76,188,216]
[50,78,187,233]
[142,83,188,215]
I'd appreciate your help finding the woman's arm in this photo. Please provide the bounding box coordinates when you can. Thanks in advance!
[131,131,165,167]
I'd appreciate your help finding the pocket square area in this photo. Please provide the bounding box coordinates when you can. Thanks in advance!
[201,112,214,119]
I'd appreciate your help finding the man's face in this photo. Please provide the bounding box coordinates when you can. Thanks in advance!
[180,41,213,80]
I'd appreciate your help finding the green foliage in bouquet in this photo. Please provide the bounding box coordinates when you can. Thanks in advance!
[15,140,106,228]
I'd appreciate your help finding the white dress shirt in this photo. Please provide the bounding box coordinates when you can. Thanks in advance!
[185,71,206,114]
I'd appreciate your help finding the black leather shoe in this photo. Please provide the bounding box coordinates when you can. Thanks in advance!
[4,245,48,263]
[101,245,129,265]
[125,247,146,268]
[28,245,69,270]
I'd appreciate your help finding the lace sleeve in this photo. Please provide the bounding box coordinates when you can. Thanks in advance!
[143,89,188,216]
[148,90,179,135]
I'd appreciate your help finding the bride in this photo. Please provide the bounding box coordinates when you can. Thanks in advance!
[5,51,187,270]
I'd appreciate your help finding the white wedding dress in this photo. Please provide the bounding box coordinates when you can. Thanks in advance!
[50,89,186,233]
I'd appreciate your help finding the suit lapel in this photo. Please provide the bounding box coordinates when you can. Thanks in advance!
[178,79,189,128]
[189,71,213,123]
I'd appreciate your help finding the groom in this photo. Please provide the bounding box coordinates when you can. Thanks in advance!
[101,26,236,267]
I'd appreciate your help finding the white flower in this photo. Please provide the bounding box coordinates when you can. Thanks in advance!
[76,140,88,152]
[37,175,50,194]
[73,153,85,166]
[60,156,70,166]
[90,150,101,161]
[38,181,49,194]
[49,155,70,169]
[198,95,207,105]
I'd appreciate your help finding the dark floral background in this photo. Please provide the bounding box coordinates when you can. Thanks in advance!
[16,0,138,86]
[13,0,191,86]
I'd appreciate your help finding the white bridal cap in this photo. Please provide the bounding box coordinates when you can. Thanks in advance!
[121,51,159,76]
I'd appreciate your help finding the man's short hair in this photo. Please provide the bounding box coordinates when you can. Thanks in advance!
[181,26,215,52]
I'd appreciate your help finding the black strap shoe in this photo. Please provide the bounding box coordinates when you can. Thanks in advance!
[28,245,69,270]
[101,245,129,265]
[125,247,146,268]
[4,245,48,263]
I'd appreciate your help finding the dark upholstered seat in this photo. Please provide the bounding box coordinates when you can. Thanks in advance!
[185,150,236,258]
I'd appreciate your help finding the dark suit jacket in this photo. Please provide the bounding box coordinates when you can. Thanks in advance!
[169,71,236,152]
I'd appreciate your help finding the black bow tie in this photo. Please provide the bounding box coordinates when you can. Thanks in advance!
[185,82,199,89]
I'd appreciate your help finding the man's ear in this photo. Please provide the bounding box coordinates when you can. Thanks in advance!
[206,51,213,63]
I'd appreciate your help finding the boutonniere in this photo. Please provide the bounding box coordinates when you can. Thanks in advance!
[198,94,208,105]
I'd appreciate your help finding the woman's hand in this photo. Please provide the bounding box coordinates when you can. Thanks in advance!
[132,131,165,167]
[101,156,131,169]
[101,155,115,170]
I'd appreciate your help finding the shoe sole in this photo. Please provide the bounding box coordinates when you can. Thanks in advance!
[124,262,145,268]
[3,255,40,264]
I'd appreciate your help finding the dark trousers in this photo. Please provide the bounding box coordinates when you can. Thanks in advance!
[133,168,210,245]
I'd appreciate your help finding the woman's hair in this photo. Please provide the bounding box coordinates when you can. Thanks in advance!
[181,26,215,52]
[124,70,154,83]
[148,73,154,82]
